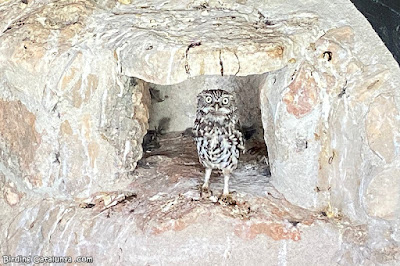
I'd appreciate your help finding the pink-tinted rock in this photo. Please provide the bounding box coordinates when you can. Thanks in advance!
[283,64,319,118]
[0,99,41,176]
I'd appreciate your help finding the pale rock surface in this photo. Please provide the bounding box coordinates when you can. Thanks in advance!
[0,0,151,198]
[0,0,400,264]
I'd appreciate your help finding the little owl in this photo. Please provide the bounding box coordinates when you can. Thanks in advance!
[193,89,244,200]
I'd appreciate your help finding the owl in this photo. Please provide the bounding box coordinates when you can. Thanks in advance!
[193,89,244,200]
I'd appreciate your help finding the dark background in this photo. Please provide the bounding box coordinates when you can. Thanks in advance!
[350,0,400,64]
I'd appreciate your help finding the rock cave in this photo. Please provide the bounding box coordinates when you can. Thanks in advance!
[0,0,400,265]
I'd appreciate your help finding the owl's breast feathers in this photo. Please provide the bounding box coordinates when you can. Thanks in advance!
[194,113,244,170]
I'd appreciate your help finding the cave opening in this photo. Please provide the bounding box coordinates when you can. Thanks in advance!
[137,74,271,198]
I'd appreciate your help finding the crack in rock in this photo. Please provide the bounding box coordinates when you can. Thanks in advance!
[234,51,240,75]
[219,50,224,76]
[184,41,202,75]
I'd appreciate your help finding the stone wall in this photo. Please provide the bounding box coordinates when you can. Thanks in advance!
[0,0,151,200]
[1,0,400,264]
[260,26,400,223]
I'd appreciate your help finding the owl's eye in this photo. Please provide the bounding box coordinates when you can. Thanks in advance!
[205,96,213,103]
[222,98,229,105]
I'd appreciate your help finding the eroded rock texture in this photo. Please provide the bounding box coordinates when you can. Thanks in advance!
[0,0,399,264]
[261,26,400,220]
[0,0,151,198]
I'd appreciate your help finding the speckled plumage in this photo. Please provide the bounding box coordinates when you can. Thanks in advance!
[193,89,244,197]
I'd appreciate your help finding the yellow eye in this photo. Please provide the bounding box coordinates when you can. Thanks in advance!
[205,96,213,103]
[222,98,229,105]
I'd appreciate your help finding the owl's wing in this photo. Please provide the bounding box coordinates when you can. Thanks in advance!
[193,110,205,138]
[235,117,245,152]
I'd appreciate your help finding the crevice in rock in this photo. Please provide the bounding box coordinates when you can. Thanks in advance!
[338,79,348,98]
[219,50,224,76]
[234,51,241,76]
[184,41,202,75]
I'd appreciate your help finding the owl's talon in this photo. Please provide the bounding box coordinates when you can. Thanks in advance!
[200,186,212,198]
[219,194,236,205]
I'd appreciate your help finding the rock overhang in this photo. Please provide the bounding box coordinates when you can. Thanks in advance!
[89,5,320,85]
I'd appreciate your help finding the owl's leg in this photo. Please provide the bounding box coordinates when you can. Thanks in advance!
[222,169,231,196]
[202,168,212,192]
[219,169,236,205]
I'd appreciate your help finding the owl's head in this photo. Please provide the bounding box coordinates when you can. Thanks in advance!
[196,89,236,116]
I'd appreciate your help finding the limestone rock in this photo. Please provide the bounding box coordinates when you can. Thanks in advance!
[260,23,400,225]
[365,167,400,220]
[0,99,41,179]
[365,95,400,163]
[0,0,400,264]
[0,39,150,198]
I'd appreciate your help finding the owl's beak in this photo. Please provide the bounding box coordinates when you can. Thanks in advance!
[214,104,219,111]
